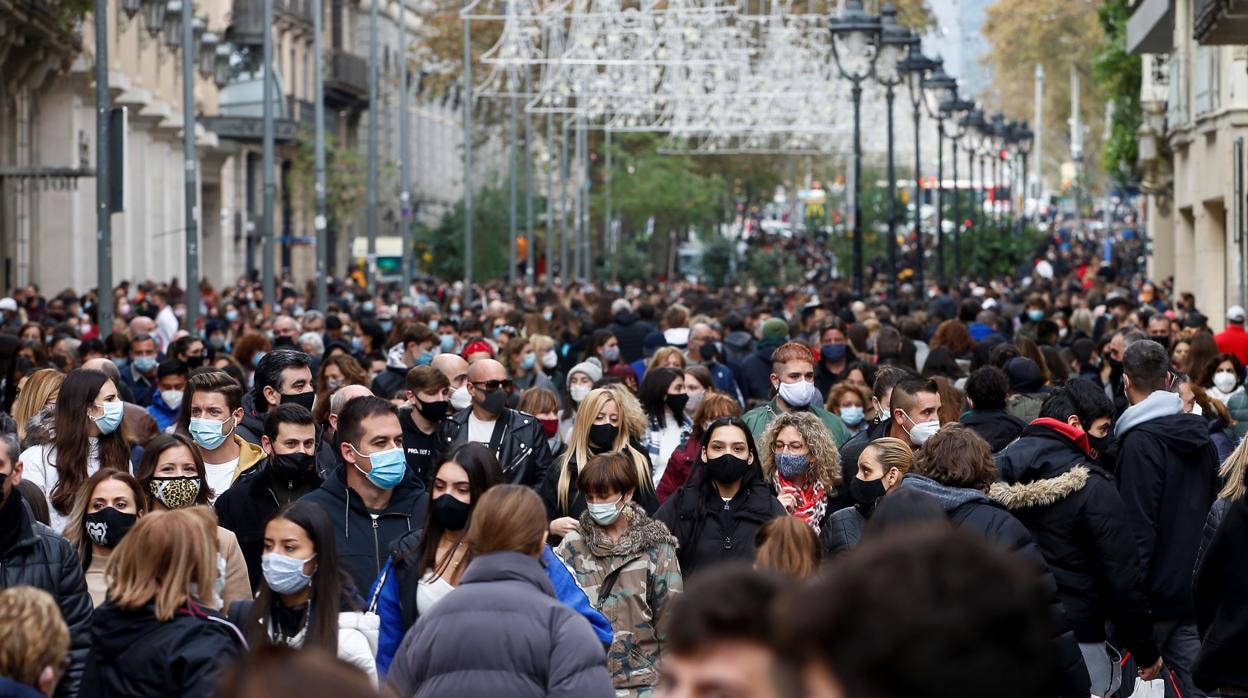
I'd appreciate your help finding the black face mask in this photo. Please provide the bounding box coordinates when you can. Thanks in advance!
[1150,335,1171,351]
[1088,434,1119,474]
[431,494,472,531]
[704,453,750,484]
[849,476,887,518]
[281,390,316,412]
[269,451,316,484]
[588,423,619,452]
[84,506,138,548]
[185,354,207,368]
[478,388,508,416]
[415,398,450,423]
[665,394,690,416]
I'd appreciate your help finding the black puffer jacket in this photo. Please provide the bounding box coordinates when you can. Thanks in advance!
[655,473,787,577]
[233,391,266,447]
[991,419,1159,666]
[1115,391,1220,621]
[300,465,428,594]
[1195,497,1231,575]
[80,601,244,698]
[437,407,553,488]
[1194,495,1248,692]
[1,503,93,698]
[215,463,319,590]
[608,311,656,365]
[900,474,1091,698]
[819,505,866,555]
[960,409,1027,453]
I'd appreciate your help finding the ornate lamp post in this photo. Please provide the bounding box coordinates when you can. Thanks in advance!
[829,0,882,297]
[901,38,936,292]
[921,58,955,283]
[870,3,910,298]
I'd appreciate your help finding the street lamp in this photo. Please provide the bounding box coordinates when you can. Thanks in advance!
[829,0,882,297]
[902,38,936,292]
[162,2,181,49]
[947,100,974,280]
[963,106,987,237]
[199,30,219,78]
[1016,121,1034,224]
[871,3,910,299]
[121,0,142,17]
[921,58,955,283]
[989,112,1006,221]
[141,0,166,37]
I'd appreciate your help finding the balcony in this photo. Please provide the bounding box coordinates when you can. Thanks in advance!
[325,49,368,107]
[1126,0,1174,55]
[274,0,313,26]
[286,97,317,129]
[1195,0,1248,44]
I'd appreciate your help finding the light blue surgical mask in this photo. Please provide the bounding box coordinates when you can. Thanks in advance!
[415,349,434,366]
[91,400,125,435]
[522,352,537,371]
[439,335,457,353]
[349,443,407,489]
[587,495,624,526]
[380,319,393,333]
[840,405,865,427]
[252,351,267,368]
[1027,309,1045,322]
[132,355,158,374]
[262,552,316,594]
[225,309,239,323]
[362,301,375,314]
[190,416,234,451]
[428,320,439,331]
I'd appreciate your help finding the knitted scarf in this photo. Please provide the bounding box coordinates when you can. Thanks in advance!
[773,471,827,533]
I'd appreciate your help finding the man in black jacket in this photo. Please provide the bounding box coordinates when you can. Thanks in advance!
[216,404,321,589]
[236,349,315,446]
[437,359,552,488]
[992,380,1162,695]
[608,298,656,365]
[0,433,92,698]
[303,395,428,593]
[1117,339,1220,698]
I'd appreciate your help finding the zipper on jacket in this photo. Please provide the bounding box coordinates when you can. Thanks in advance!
[371,515,381,577]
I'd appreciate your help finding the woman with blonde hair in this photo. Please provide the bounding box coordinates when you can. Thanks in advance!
[63,469,147,606]
[81,507,245,697]
[1197,435,1248,571]
[754,516,822,580]
[647,347,686,373]
[821,437,912,555]
[760,411,841,534]
[540,387,657,540]
[13,368,62,446]
[0,586,70,697]
[387,485,614,697]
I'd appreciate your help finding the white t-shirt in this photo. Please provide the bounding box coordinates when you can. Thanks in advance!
[467,413,496,446]
[416,573,455,616]
[652,414,684,484]
[20,440,103,533]
[203,458,240,502]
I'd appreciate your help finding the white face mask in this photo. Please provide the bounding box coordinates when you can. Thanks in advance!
[160,389,184,410]
[570,384,592,404]
[1213,372,1238,394]
[449,384,472,410]
[901,410,941,445]
[777,380,817,408]
[541,350,559,370]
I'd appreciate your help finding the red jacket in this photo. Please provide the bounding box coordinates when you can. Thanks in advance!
[1216,325,1248,365]
[656,436,701,503]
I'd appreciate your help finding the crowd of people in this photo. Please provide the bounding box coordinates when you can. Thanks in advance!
[0,235,1247,697]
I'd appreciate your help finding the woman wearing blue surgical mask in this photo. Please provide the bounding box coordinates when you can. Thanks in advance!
[19,368,136,532]
[231,501,378,684]
[826,382,870,436]
[553,452,683,696]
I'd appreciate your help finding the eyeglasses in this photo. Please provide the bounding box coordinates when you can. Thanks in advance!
[472,379,514,393]
[773,441,806,453]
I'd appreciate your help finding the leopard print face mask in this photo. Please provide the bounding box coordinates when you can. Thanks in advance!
[148,476,201,510]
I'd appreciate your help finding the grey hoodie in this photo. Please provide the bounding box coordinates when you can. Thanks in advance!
[1115,389,1183,438]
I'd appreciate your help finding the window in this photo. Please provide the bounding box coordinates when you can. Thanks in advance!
[1193,45,1221,118]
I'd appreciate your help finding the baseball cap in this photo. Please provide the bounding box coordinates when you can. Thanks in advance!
[0,298,17,312]
[1228,306,1245,323]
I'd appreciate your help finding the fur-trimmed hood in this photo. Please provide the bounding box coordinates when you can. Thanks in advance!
[578,503,676,557]
[22,404,56,448]
[989,465,1089,510]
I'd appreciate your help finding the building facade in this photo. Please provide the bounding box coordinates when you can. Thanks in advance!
[1129,0,1248,328]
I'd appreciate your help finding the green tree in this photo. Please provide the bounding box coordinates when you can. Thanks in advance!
[291,133,368,235]
[418,181,513,282]
[1091,0,1142,187]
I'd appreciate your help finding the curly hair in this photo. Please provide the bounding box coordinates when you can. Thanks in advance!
[930,320,973,357]
[911,423,997,492]
[759,411,841,490]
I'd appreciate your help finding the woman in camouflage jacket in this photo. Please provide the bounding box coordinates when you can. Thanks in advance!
[555,452,683,697]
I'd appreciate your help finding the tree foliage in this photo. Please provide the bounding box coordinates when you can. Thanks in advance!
[1091,0,1142,187]
[981,0,1108,193]
[291,133,368,231]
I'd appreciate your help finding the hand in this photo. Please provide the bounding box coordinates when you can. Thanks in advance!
[1138,657,1163,682]
[777,489,798,514]
[549,517,578,537]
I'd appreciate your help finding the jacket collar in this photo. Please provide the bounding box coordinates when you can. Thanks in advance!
[460,551,555,597]
[1115,390,1184,438]
[989,465,1090,510]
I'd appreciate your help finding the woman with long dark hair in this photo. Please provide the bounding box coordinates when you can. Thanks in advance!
[639,367,691,486]
[655,416,787,577]
[20,368,134,531]
[231,500,378,684]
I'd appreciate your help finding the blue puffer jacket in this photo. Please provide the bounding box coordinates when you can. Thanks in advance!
[386,551,614,698]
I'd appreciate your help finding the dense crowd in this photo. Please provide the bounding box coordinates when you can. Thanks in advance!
[0,229,1247,698]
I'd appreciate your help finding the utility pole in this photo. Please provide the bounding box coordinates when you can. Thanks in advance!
[94,0,113,333]
[605,128,612,280]
[399,0,412,300]
[366,0,379,295]
[314,0,327,311]
[180,0,199,329]
[544,113,554,287]
[524,70,534,287]
[462,6,474,306]
[508,79,518,284]
[1033,64,1044,203]
[1070,65,1083,217]
[581,123,591,282]
[560,119,569,284]
[262,0,275,311]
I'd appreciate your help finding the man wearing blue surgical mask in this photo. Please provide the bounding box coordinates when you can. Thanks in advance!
[371,324,438,401]
[121,333,160,407]
[302,395,428,594]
